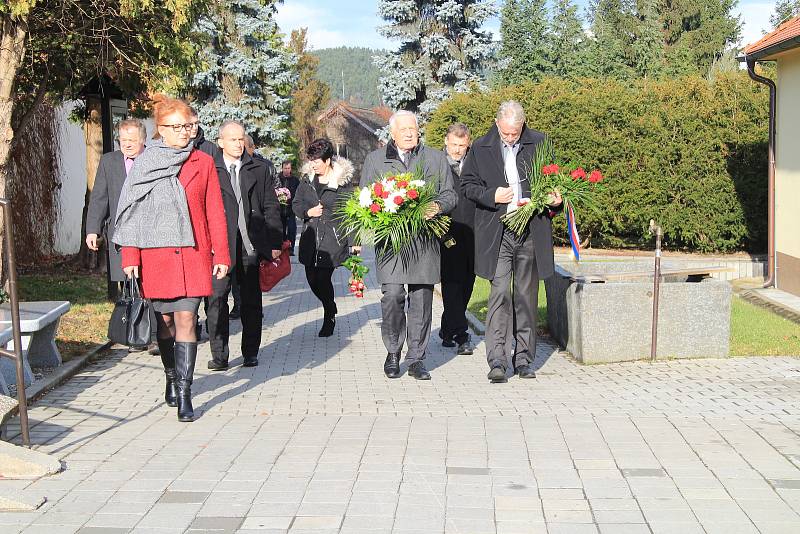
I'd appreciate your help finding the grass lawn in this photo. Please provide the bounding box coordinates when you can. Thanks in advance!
[468,278,800,357]
[18,270,113,362]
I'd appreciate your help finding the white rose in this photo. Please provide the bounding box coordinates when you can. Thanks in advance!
[359,187,373,207]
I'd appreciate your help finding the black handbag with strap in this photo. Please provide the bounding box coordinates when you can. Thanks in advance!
[108,277,155,347]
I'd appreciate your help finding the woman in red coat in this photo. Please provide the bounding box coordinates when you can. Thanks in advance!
[114,95,230,422]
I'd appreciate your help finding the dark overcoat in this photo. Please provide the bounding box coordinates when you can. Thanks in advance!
[86,151,127,281]
[440,151,475,283]
[216,152,284,262]
[359,142,457,285]
[460,124,559,280]
[293,159,355,269]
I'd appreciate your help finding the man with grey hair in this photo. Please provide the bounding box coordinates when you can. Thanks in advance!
[461,100,562,383]
[86,118,155,352]
[439,122,476,356]
[360,110,457,380]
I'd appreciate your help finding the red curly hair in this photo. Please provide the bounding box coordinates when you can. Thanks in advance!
[151,94,192,139]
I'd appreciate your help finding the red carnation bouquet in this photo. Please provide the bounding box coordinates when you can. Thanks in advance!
[338,170,451,254]
[501,139,604,260]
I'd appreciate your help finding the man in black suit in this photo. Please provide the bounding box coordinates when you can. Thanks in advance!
[439,123,476,356]
[86,119,157,354]
[461,101,562,383]
[206,120,283,370]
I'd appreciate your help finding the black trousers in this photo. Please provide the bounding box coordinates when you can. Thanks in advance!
[440,273,475,345]
[236,247,263,360]
[282,215,297,251]
[206,273,232,362]
[486,229,539,370]
[305,266,337,317]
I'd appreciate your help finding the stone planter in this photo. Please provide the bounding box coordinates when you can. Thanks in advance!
[545,261,731,363]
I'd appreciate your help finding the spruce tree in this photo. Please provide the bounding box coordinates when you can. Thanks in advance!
[584,0,637,80]
[631,0,664,78]
[548,0,588,78]
[771,0,800,28]
[498,0,552,84]
[374,0,498,122]
[190,0,297,161]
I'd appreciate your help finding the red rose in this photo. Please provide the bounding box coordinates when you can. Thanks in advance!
[370,203,380,214]
[373,183,383,197]
[393,196,404,206]
[589,170,603,183]
[381,191,390,199]
[542,164,559,175]
[397,180,408,188]
[407,189,419,200]
[570,168,586,180]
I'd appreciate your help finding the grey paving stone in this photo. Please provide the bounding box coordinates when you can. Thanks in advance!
[621,468,666,478]
[158,491,209,504]
[188,516,245,531]
[771,479,800,489]
[75,529,130,534]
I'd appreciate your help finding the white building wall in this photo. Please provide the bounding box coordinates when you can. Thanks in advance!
[53,102,155,254]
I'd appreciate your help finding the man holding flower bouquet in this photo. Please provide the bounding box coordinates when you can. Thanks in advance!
[359,110,457,380]
[461,101,562,384]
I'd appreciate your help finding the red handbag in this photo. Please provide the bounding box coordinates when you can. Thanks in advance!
[259,240,292,292]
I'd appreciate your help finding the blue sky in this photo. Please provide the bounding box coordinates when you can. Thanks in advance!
[276,0,777,51]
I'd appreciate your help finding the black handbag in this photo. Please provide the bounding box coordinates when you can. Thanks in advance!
[108,277,155,347]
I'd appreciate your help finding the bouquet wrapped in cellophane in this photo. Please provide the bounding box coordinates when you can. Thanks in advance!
[501,138,604,260]
[337,170,451,255]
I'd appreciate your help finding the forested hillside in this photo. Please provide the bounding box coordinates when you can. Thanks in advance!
[313,47,383,108]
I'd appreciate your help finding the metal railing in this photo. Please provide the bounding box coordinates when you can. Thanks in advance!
[0,198,31,447]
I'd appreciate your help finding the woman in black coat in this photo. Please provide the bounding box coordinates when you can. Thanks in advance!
[293,138,358,337]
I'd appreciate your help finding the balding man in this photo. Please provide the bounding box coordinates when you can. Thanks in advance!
[461,101,562,383]
[205,120,283,370]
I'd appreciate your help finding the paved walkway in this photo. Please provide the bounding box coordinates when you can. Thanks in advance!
[2,252,800,534]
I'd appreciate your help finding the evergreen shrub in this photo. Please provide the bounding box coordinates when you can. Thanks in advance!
[427,74,769,253]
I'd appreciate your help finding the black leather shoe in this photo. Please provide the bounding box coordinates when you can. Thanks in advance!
[441,338,456,348]
[318,316,335,337]
[408,361,431,380]
[147,343,161,356]
[242,357,259,367]
[207,359,228,371]
[384,352,401,378]
[174,341,197,422]
[228,306,240,319]
[487,365,507,383]
[515,364,537,379]
[457,342,474,356]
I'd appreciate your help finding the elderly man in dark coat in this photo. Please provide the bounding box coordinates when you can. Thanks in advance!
[360,110,457,380]
[461,101,562,383]
[439,123,476,356]
[86,118,157,354]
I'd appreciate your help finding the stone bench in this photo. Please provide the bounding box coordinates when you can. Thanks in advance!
[0,301,70,393]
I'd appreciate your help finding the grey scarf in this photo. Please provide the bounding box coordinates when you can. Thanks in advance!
[112,139,195,248]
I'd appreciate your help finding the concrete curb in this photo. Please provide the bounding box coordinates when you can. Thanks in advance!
[0,488,46,511]
[739,290,800,325]
[0,440,62,479]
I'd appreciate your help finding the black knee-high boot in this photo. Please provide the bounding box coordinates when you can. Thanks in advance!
[174,341,197,422]
[158,337,177,407]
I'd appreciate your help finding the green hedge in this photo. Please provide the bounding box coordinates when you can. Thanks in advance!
[427,74,770,253]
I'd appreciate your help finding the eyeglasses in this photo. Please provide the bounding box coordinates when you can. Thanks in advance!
[159,123,194,133]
